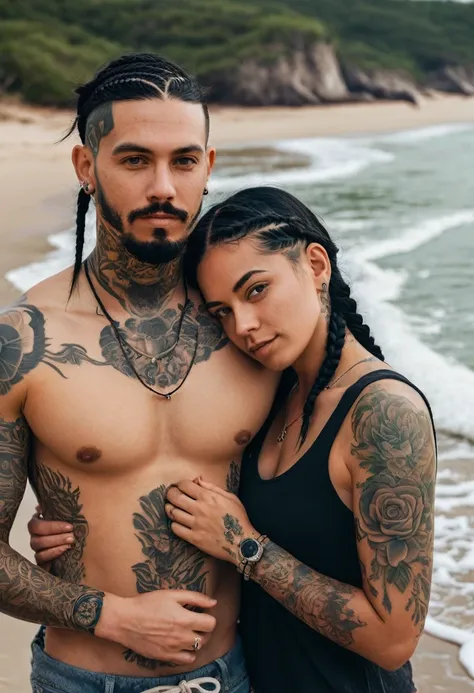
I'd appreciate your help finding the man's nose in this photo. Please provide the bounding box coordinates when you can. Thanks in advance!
[147,164,176,200]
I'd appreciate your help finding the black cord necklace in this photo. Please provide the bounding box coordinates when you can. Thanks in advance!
[83,259,199,400]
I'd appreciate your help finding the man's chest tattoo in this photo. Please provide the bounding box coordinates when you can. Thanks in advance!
[0,299,228,394]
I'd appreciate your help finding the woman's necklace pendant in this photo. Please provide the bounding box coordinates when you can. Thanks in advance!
[277,428,287,444]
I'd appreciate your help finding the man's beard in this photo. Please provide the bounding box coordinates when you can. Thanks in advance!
[96,179,202,265]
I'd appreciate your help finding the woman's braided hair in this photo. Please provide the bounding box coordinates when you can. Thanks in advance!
[65,52,209,295]
[185,186,384,444]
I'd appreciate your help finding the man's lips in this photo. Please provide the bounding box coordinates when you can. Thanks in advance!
[141,213,177,220]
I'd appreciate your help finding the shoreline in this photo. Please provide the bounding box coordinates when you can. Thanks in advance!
[1,96,474,692]
[3,94,474,306]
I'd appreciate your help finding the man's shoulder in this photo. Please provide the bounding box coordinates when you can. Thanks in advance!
[0,268,74,399]
[2,266,78,322]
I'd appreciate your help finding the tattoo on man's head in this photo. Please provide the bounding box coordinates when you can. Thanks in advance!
[85,103,115,157]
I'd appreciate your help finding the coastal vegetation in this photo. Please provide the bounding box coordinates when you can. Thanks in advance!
[1,0,474,106]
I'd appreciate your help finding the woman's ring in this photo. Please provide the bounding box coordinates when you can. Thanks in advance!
[193,636,202,651]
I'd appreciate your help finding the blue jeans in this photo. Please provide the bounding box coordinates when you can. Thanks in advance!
[31,628,250,693]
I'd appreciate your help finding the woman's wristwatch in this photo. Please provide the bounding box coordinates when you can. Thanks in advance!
[237,534,269,581]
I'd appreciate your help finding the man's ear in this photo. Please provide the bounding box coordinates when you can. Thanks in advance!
[72,145,95,192]
[206,146,216,179]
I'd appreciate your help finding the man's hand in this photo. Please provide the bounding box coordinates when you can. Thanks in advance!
[29,509,218,665]
[28,507,74,569]
[99,589,217,665]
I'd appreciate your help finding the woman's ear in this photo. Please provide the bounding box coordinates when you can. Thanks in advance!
[305,243,331,289]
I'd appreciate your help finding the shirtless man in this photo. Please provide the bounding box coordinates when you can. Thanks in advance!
[0,53,277,691]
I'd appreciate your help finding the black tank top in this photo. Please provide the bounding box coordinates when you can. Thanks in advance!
[239,370,435,693]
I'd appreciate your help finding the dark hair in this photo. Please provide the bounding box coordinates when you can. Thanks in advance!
[66,52,209,295]
[186,186,384,444]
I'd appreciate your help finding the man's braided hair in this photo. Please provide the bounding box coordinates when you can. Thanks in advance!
[185,186,384,444]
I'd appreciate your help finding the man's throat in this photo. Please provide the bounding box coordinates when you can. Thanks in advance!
[88,246,184,317]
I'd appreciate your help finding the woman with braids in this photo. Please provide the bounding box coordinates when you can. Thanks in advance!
[162,186,437,692]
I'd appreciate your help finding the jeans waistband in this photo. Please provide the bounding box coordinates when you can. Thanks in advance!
[31,628,247,693]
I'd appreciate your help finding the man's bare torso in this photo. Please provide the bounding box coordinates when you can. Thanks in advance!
[5,268,277,675]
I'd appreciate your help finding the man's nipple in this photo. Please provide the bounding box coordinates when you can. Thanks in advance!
[76,446,102,463]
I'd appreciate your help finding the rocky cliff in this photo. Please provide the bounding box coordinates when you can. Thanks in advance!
[207,42,474,106]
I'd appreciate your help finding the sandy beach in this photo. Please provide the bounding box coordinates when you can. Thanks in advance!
[1,94,474,692]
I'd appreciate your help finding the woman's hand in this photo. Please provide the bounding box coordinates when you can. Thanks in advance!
[166,479,257,565]
[28,505,74,569]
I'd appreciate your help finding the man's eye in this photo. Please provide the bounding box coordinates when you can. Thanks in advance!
[214,307,231,320]
[175,157,197,167]
[124,156,146,166]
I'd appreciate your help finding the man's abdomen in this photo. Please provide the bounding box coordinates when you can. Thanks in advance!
[34,463,241,676]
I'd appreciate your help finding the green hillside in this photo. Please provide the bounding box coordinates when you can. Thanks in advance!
[1,0,474,106]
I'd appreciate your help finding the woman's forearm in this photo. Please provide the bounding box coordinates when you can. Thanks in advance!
[251,541,414,670]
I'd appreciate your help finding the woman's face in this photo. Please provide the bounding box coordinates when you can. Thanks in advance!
[198,237,327,370]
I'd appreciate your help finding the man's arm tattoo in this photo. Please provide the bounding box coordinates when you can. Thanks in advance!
[351,386,436,631]
[0,415,104,632]
[252,542,366,647]
[0,303,105,395]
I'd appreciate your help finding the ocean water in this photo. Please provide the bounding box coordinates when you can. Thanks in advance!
[6,123,474,677]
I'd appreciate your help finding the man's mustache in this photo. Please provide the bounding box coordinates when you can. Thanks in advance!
[128,200,188,224]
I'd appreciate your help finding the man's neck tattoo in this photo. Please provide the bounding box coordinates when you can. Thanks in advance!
[85,102,114,158]
[89,221,183,316]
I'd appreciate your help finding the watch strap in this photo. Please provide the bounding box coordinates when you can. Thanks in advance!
[237,534,269,581]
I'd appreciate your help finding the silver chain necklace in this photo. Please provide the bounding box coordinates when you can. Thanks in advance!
[84,259,198,400]
[277,357,377,443]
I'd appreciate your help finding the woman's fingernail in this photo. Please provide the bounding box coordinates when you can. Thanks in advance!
[65,525,73,531]
[66,536,74,544]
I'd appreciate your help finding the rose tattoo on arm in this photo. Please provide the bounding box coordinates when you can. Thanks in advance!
[351,386,436,629]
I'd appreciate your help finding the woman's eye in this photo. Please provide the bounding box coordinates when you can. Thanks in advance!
[248,283,268,300]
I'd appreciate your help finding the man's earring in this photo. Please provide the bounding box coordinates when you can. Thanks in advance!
[82,182,92,194]
[203,187,209,195]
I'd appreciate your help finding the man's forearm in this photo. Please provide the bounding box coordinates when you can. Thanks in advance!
[0,541,104,632]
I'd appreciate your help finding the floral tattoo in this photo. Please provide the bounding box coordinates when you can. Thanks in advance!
[223,514,244,546]
[352,386,435,626]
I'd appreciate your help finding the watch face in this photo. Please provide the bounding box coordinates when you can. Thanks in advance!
[240,538,259,559]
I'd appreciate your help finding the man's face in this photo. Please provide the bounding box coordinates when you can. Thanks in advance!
[77,97,215,264]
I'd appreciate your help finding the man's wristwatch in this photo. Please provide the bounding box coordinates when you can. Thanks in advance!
[237,534,269,581]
